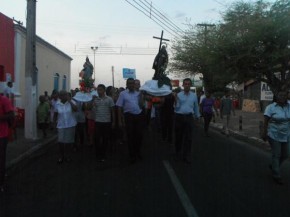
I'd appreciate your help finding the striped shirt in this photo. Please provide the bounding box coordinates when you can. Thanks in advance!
[93,96,114,123]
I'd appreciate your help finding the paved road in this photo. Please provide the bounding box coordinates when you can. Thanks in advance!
[1,125,290,217]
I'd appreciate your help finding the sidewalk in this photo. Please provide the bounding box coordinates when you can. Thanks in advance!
[208,109,269,149]
[6,109,267,170]
[6,128,57,170]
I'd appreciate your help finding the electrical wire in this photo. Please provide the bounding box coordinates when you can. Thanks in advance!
[142,0,184,33]
[124,0,180,38]
[134,0,183,36]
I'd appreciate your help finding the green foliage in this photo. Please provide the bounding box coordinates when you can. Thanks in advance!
[171,0,290,94]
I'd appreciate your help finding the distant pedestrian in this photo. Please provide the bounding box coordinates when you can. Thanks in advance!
[160,93,174,143]
[199,90,205,105]
[214,96,221,117]
[73,98,86,151]
[116,78,144,163]
[44,91,50,102]
[4,81,14,106]
[106,86,118,151]
[134,79,141,92]
[151,96,162,132]
[36,95,50,138]
[262,90,290,185]
[0,95,14,192]
[200,91,215,137]
[54,90,77,164]
[50,90,59,130]
[174,78,200,164]
[85,101,95,147]
[93,84,115,161]
[220,90,235,136]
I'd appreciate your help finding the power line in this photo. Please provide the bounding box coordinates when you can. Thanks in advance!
[142,0,184,33]
[124,0,181,38]
[138,0,182,33]
[131,0,183,37]
[125,0,177,37]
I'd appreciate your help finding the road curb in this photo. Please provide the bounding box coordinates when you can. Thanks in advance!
[6,135,57,170]
[210,123,271,152]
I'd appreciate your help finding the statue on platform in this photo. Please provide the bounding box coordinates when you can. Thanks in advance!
[151,45,171,88]
[80,57,94,80]
[152,45,168,80]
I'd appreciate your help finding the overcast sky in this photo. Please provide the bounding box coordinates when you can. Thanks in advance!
[2,0,242,88]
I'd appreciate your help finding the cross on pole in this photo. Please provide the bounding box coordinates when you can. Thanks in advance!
[153,30,170,51]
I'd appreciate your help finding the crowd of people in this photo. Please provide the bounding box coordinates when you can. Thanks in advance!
[33,78,239,165]
[1,78,290,193]
[35,82,290,186]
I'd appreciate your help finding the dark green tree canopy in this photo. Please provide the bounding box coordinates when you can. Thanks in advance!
[171,0,290,94]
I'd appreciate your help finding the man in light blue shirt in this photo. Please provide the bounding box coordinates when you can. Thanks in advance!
[116,78,144,163]
[174,78,200,164]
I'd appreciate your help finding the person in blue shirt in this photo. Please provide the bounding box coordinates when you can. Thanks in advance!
[116,78,144,163]
[262,90,290,185]
[174,78,200,164]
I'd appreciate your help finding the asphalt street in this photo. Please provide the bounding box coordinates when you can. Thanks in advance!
[1,124,290,217]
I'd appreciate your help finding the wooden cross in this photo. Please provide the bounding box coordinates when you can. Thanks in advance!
[153,30,170,51]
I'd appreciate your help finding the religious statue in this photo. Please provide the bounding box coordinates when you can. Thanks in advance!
[139,31,172,96]
[80,57,94,80]
[152,45,168,80]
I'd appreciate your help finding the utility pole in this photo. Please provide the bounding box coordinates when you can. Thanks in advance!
[91,46,98,83]
[197,23,215,45]
[112,66,115,87]
[25,0,37,139]
[197,23,215,92]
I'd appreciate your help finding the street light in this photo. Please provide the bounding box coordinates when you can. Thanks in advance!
[90,46,98,82]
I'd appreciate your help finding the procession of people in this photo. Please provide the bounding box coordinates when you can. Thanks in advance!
[1,51,290,195]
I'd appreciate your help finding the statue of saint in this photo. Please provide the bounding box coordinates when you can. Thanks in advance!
[80,57,94,80]
[152,45,168,80]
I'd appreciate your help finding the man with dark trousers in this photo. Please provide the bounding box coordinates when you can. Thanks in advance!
[93,84,115,161]
[174,78,200,164]
[116,78,144,163]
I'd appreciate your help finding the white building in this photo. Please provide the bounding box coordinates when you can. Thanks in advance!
[0,12,72,108]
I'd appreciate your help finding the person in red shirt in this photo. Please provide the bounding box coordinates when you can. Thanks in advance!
[0,95,14,192]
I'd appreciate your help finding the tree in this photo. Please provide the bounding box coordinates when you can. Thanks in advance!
[171,0,290,94]
[171,25,234,92]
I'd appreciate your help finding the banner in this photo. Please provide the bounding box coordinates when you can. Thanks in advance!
[193,80,203,87]
[260,82,273,101]
[122,68,136,79]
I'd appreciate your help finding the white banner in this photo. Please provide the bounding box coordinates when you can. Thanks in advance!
[261,82,273,101]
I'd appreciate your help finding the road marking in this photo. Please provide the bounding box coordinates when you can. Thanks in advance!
[163,160,199,217]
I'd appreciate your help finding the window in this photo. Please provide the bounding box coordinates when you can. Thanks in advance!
[53,73,60,91]
[62,75,67,91]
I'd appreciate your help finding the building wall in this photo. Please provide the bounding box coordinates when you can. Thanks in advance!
[242,81,272,112]
[14,25,72,108]
[243,81,260,100]
[0,12,14,89]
